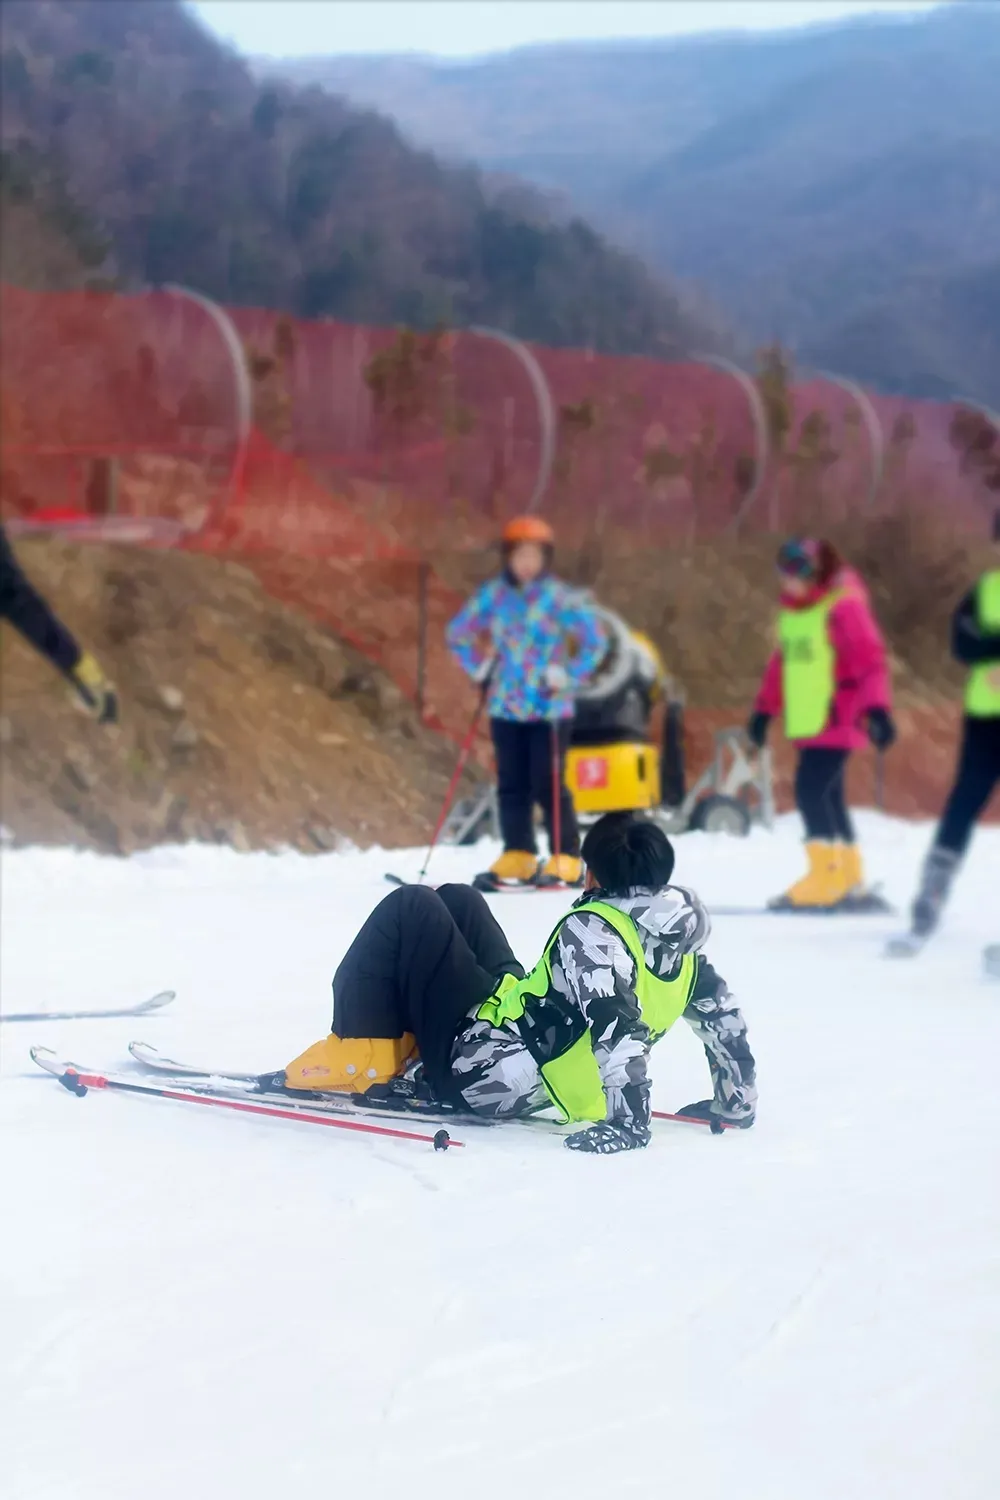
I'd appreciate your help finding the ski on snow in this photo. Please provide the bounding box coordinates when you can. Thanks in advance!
[712,892,894,918]
[126,1042,740,1134]
[29,1046,460,1150]
[385,873,895,914]
[383,872,582,896]
[2,990,176,1025]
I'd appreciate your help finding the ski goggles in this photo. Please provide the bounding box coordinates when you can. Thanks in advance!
[776,538,820,580]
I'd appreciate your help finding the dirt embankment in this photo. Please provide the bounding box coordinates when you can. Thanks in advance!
[3,512,996,855]
[1,537,475,854]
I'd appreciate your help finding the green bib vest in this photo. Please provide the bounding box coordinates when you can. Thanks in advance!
[965,570,1000,718]
[777,590,845,740]
[477,899,698,1125]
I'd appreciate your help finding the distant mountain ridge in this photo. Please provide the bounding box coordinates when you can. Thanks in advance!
[0,0,723,358]
[261,4,1000,404]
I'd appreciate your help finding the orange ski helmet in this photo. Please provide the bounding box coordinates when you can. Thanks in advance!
[501,515,555,548]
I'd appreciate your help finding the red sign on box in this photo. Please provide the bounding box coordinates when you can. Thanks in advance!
[576,755,609,790]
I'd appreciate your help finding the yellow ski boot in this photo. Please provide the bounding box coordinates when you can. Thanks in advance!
[489,850,540,884]
[840,844,865,897]
[771,842,842,910]
[538,853,584,887]
[838,843,892,913]
[283,1033,418,1093]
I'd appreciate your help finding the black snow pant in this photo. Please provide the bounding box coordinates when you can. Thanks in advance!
[490,717,579,857]
[795,747,855,842]
[934,716,1000,857]
[0,521,80,674]
[331,884,524,1104]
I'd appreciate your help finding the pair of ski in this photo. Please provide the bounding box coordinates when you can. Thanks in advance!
[3,989,176,1024]
[30,1025,738,1152]
[384,872,581,895]
[713,888,894,918]
[886,934,1000,968]
[387,872,897,915]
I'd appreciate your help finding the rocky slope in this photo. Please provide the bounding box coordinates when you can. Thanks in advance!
[0,536,478,854]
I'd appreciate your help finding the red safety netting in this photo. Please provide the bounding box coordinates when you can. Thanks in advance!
[0,283,245,540]
[3,282,996,748]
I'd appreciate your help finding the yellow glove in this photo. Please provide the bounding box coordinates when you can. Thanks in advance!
[69,652,118,724]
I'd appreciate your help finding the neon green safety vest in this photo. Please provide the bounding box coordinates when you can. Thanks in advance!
[965,570,1000,718]
[477,899,698,1125]
[777,589,846,740]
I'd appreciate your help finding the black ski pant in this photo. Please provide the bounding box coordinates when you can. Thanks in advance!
[0,521,80,674]
[490,717,579,857]
[795,747,855,842]
[331,884,523,1103]
[934,716,1000,857]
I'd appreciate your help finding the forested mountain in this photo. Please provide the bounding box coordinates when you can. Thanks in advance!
[266,4,1000,403]
[0,0,723,357]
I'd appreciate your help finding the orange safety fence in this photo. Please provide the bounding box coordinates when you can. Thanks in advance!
[3,281,998,753]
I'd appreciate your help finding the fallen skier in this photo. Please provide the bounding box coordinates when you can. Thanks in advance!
[282,812,757,1153]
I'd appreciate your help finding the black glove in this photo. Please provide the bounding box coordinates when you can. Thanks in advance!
[565,1119,651,1154]
[676,1098,755,1131]
[746,711,771,750]
[866,707,896,751]
[69,652,118,725]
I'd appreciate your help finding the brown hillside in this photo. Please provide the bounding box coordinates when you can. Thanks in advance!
[0,536,478,854]
[2,515,997,856]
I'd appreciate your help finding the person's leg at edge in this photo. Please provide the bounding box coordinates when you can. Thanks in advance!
[911,718,1000,936]
[782,747,850,906]
[490,718,540,882]
[530,719,580,879]
[826,751,867,896]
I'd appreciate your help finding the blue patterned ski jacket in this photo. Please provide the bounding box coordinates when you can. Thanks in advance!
[446,574,607,722]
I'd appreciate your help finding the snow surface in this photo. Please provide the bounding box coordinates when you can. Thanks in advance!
[2,813,998,1500]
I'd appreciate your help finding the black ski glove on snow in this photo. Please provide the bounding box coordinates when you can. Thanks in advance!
[746,711,771,750]
[676,1099,755,1131]
[865,707,897,751]
[565,1119,651,1154]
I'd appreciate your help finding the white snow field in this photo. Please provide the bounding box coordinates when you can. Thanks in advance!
[2,813,998,1500]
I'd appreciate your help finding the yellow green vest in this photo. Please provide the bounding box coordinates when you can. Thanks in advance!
[777,589,845,740]
[965,570,1000,718]
[478,899,698,1124]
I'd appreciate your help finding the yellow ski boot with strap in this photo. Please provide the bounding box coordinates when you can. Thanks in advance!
[840,844,865,897]
[538,853,584,887]
[283,1033,418,1093]
[489,850,540,884]
[837,842,891,912]
[772,841,842,909]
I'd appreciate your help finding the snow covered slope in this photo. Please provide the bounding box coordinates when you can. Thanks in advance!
[2,815,998,1500]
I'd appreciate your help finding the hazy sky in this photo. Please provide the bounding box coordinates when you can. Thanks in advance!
[187,1,943,60]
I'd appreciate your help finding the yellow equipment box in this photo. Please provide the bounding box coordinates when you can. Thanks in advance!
[565,741,661,814]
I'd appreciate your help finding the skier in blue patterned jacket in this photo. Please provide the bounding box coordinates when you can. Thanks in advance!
[446,515,607,885]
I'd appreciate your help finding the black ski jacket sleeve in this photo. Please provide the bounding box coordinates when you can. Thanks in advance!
[951,587,1000,667]
[0,521,81,674]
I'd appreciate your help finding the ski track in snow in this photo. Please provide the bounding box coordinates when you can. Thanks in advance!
[1,813,998,1499]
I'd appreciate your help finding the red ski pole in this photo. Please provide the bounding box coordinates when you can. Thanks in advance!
[416,684,489,884]
[53,1066,461,1148]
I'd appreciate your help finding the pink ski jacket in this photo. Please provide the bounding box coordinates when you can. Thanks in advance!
[753,568,892,750]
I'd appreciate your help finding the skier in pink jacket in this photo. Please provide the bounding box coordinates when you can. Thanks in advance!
[747,538,896,909]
